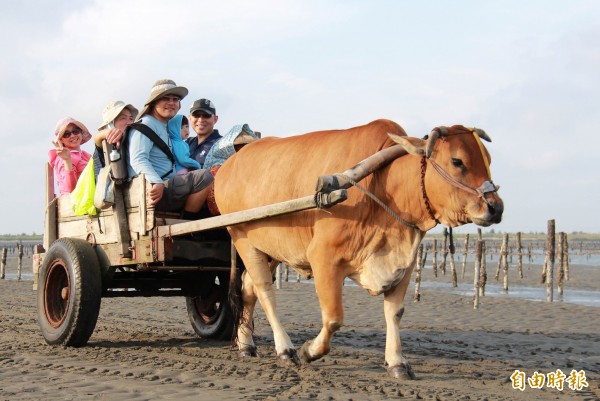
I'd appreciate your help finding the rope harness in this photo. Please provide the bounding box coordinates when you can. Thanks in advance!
[334,173,419,229]
[420,157,440,225]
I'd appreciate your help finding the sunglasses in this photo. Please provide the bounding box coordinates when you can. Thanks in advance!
[192,112,213,119]
[63,127,83,138]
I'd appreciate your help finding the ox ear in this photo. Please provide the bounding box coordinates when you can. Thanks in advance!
[388,133,426,157]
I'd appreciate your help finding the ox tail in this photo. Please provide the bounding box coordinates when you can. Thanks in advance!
[228,249,244,347]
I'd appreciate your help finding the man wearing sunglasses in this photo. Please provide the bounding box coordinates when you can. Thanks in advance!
[186,98,222,168]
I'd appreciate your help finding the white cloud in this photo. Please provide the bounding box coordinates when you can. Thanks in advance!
[268,72,324,96]
[1,0,599,234]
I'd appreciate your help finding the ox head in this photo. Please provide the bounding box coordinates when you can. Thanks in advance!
[388,126,504,228]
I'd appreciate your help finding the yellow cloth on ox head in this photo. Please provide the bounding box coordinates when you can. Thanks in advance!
[70,158,97,216]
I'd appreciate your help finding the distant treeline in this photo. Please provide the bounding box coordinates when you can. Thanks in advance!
[426,231,600,241]
[0,234,43,240]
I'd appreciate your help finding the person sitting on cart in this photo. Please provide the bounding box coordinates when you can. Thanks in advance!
[186,98,222,168]
[49,117,93,194]
[92,100,139,178]
[127,79,213,219]
[167,114,201,175]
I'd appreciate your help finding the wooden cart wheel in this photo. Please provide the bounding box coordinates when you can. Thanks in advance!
[186,272,235,340]
[38,238,102,347]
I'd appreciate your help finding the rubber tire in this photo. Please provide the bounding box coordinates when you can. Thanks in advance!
[186,272,235,340]
[38,238,102,347]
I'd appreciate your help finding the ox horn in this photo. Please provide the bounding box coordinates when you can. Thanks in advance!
[425,128,443,158]
[473,128,492,142]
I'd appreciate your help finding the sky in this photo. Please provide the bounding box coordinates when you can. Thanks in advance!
[0,0,598,235]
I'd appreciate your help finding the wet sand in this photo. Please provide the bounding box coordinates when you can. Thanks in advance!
[0,258,598,400]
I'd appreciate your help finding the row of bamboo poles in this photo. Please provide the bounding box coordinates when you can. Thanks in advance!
[413,219,569,308]
[0,243,24,280]
[0,221,590,303]
[275,219,576,308]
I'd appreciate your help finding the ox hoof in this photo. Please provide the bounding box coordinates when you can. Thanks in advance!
[299,340,320,363]
[387,363,416,380]
[277,348,301,366]
[239,346,257,358]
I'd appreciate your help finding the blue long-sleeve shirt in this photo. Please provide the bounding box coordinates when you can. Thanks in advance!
[127,115,175,184]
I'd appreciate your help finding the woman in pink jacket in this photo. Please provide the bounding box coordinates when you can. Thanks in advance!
[49,117,93,194]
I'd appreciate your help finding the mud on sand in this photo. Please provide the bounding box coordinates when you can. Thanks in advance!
[0,262,598,401]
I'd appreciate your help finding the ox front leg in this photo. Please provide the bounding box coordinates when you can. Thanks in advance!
[383,265,416,380]
[299,266,345,364]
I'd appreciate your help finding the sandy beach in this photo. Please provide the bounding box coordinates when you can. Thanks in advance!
[0,256,598,401]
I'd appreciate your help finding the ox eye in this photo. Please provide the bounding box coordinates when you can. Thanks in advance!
[451,158,463,168]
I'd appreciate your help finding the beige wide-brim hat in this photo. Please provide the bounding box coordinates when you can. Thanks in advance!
[98,100,139,130]
[53,117,92,145]
[136,79,188,120]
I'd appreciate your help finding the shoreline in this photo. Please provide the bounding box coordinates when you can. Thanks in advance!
[3,255,600,306]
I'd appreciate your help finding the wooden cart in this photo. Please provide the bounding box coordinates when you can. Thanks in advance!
[33,145,348,347]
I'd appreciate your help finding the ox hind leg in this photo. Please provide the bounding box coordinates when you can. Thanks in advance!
[383,264,416,380]
[235,258,282,357]
[299,257,346,363]
[236,270,258,357]
[233,238,300,365]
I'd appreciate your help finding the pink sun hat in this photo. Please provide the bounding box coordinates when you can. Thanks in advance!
[53,117,92,144]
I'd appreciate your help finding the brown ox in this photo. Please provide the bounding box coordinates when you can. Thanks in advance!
[214,119,503,379]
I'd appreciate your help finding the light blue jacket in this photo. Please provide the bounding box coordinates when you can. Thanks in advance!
[167,115,201,173]
[127,115,175,184]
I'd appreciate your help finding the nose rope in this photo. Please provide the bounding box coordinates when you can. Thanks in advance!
[428,159,479,196]
[427,158,499,200]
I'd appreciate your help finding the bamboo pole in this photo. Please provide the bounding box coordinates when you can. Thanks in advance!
[449,232,457,287]
[461,234,469,279]
[495,235,506,281]
[502,234,509,293]
[422,245,429,271]
[473,240,483,309]
[479,241,487,297]
[413,244,423,302]
[432,239,438,277]
[17,241,23,281]
[546,220,555,302]
[440,228,448,275]
[275,263,282,289]
[0,248,6,279]
[557,232,565,297]
[564,233,570,281]
[516,232,523,278]
[541,255,548,284]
